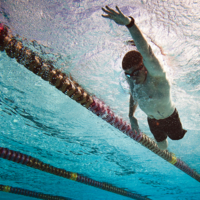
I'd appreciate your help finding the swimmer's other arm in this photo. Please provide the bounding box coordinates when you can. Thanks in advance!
[129,95,140,134]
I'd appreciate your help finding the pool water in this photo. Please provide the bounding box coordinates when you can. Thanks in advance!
[0,0,200,200]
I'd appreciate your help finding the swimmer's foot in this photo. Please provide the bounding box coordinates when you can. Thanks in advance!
[157,138,168,150]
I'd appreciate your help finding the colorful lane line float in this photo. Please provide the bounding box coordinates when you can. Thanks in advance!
[0,23,200,183]
[0,147,150,200]
[0,184,71,200]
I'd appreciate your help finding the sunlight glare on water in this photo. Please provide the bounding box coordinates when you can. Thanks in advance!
[0,0,200,199]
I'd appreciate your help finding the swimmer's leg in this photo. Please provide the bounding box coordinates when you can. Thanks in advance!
[157,138,168,150]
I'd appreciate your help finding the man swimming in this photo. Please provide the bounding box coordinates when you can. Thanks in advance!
[102,5,187,150]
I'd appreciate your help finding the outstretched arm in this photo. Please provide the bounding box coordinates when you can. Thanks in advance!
[127,22,164,77]
[102,6,165,77]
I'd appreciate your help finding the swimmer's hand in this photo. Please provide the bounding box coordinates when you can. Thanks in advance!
[129,116,140,134]
[102,6,131,26]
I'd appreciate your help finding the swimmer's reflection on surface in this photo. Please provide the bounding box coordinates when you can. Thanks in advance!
[102,5,187,150]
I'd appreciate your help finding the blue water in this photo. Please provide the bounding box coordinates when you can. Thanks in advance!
[0,0,200,199]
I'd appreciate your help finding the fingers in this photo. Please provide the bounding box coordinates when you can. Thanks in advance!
[105,6,118,15]
[102,5,118,16]
[101,7,112,15]
[101,14,110,19]
[116,6,123,15]
[101,7,112,19]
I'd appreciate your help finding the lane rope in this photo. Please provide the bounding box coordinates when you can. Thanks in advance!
[0,23,199,183]
[0,147,150,200]
[0,184,72,200]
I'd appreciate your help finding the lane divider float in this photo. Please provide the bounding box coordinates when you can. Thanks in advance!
[0,23,199,183]
[0,184,71,200]
[0,147,150,200]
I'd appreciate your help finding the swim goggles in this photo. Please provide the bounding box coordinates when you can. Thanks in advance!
[124,64,144,78]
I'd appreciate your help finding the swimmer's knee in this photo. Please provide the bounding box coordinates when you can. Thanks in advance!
[157,138,168,150]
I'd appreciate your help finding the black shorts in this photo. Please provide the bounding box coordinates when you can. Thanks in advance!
[147,109,187,142]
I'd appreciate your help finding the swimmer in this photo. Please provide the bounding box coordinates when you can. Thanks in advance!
[102,5,187,150]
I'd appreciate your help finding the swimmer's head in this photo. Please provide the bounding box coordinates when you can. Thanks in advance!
[122,51,147,85]
[122,50,143,70]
